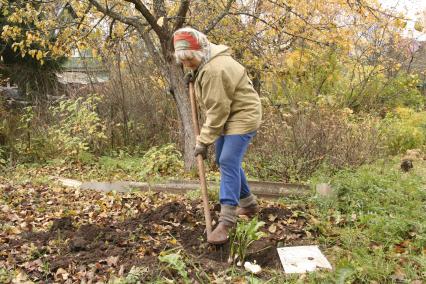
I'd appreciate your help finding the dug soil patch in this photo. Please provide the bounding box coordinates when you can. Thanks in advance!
[1,186,315,282]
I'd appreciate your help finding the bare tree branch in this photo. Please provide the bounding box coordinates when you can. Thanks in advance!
[76,2,93,29]
[108,19,116,40]
[250,0,263,25]
[230,12,329,46]
[173,0,190,31]
[88,0,148,35]
[203,0,235,34]
[347,0,409,20]
[76,13,107,42]
[124,0,167,39]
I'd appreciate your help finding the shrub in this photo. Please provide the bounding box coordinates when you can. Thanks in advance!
[0,95,108,164]
[265,48,424,114]
[0,100,21,165]
[139,143,184,179]
[47,95,107,160]
[381,107,426,155]
[247,102,383,181]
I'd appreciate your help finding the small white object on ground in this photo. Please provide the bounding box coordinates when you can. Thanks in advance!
[277,245,332,273]
[316,183,333,197]
[244,261,262,274]
[57,177,82,188]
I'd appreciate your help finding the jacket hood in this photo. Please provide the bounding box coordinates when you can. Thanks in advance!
[208,44,231,62]
[193,44,230,76]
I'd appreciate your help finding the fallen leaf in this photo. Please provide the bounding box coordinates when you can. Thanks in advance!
[12,272,31,283]
[394,240,411,253]
[118,265,125,276]
[268,214,277,222]
[391,267,406,282]
[22,259,43,272]
[157,17,164,27]
[55,268,69,281]
[137,246,147,256]
[239,215,250,221]
[268,224,277,234]
[1,205,10,213]
[106,256,119,267]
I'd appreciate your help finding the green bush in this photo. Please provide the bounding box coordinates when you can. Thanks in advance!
[46,95,107,160]
[265,48,424,114]
[95,155,146,180]
[381,107,426,154]
[139,143,184,179]
[0,95,108,164]
[378,73,424,111]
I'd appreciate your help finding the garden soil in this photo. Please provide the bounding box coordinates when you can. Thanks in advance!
[2,186,315,282]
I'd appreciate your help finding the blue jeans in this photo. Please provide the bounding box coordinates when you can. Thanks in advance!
[215,131,256,206]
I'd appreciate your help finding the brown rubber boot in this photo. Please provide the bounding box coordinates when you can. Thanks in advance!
[236,194,258,217]
[207,222,233,244]
[207,205,236,245]
[236,204,259,217]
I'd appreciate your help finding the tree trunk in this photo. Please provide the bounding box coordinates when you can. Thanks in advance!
[141,33,196,170]
[166,59,196,171]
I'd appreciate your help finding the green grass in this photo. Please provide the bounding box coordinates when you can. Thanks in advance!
[157,156,426,283]
[2,155,425,283]
[306,157,426,283]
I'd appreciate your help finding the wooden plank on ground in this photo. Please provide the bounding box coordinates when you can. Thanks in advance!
[55,178,310,199]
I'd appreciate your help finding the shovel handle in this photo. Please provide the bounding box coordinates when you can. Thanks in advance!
[188,82,212,236]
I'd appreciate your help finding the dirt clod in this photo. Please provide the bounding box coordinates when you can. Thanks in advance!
[69,236,87,252]
[50,217,74,231]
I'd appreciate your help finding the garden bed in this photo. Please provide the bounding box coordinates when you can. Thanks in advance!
[0,181,315,282]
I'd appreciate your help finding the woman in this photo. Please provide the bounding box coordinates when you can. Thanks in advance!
[173,27,262,244]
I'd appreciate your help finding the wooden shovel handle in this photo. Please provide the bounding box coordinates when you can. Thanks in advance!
[188,82,212,236]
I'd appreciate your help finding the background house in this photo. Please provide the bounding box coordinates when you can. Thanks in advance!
[55,3,109,91]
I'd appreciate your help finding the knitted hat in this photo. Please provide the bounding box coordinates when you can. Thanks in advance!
[173,30,202,51]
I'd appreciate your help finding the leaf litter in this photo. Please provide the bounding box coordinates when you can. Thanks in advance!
[0,179,315,282]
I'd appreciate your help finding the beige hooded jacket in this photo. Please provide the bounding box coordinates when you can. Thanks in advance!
[194,44,262,145]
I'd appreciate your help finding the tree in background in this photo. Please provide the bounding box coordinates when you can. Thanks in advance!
[83,0,236,170]
[196,0,419,112]
[0,0,422,169]
[0,0,68,102]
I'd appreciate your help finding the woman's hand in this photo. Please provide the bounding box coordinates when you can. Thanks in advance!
[184,72,194,86]
[194,142,208,159]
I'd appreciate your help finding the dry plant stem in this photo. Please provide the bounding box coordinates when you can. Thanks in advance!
[189,82,212,237]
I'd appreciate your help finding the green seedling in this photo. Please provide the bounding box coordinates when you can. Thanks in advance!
[229,217,266,264]
[158,249,190,283]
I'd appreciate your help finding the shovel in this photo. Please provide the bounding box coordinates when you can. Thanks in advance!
[188,81,213,237]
